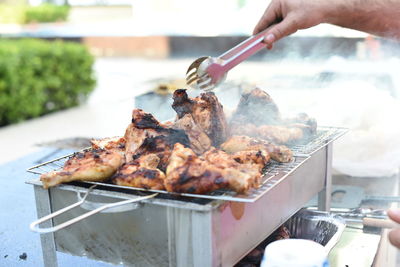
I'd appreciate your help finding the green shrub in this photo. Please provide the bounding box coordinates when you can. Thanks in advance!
[0,39,96,126]
[24,4,70,23]
[0,4,70,24]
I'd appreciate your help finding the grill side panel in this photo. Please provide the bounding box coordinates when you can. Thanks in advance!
[50,189,170,266]
[212,146,328,266]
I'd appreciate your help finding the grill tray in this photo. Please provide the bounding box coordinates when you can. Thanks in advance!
[27,126,347,203]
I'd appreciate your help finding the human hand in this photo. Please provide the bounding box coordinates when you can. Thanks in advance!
[388,208,400,248]
[253,0,330,47]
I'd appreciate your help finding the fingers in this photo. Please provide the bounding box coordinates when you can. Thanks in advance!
[253,1,280,35]
[262,14,299,45]
[387,209,400,248]
[389,228,400,248]
[388,208,400,223]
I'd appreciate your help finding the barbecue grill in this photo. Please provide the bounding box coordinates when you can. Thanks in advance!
[27,126,347,267]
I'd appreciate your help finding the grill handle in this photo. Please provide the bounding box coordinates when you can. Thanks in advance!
[30,185,158,234]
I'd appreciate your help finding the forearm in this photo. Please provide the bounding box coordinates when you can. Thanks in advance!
[324,0,400,39]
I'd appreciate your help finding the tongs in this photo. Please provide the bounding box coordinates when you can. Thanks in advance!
[335,208,399,229]
[186,29,269,91]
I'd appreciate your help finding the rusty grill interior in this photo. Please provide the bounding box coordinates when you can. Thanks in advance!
[27,126,347,203]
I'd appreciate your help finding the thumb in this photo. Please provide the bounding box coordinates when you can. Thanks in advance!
[388,208,400,223]
[262,16,299,44]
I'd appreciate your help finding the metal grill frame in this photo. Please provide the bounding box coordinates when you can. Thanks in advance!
[26,126,345,267]
[27,126,347,203]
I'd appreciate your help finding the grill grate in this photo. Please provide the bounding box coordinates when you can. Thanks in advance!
[288,126,347,156]
[27,127,347,203]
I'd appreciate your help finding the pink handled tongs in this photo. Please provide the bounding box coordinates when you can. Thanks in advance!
[186,29,269,91]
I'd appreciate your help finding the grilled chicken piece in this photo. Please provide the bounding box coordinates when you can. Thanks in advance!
[165,144,228,194]
[230,88,317,143]
[124,109,190,163]
[256,125,304,144]
[132,133,190,172]
[91,136,126,157]
[202,148,262,193]
[172,89,228,147]
[231,150,270,172]
[283,112,317,135]
[231,123,305,144]
[231,87,281,126]
[40,149,124,189]
[173,114,212,154]
[165,144,261,194]
[113,154,166,190]
[221,135,293,163]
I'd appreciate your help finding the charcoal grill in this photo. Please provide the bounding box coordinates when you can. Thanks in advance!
[26,126,347,267]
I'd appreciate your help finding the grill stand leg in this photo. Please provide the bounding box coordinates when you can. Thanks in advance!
[318,143,333,211]
[167,207,214,267]
[33,185,58,267]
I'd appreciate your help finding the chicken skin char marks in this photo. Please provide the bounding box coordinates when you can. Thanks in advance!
[39,87,307,195]
[91,136,126,157]
[113,154,166,190]
[124,109,190,163]
[40,149,124,189]
[230,88,317,144]
[172,114,212,155]
[165,144,229,194]
[172,89,228,147]
[221,135,293,163]
[165,144,262,194]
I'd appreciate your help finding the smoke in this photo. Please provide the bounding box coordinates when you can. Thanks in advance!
[239,56,400,178]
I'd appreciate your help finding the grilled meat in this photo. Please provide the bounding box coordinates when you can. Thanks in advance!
[256,125,304,144]
[230,88,317,143]
[231,123,305,144]
[173,114,212,154]
[231,87,281,126]
[124,109,190,163]
[283,112,317,135]
[165,143,228,194]
[172,89,228,147]
[113,154,166,190]
[202,148,262,193]
[40,149,124,189]
[165,143,261,194]
[231,150,270,172]
[133,133,189,171]
[221,135,293,163]
[91,136,126,156]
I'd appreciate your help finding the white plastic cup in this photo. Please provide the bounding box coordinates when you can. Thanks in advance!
[260,239,329,267]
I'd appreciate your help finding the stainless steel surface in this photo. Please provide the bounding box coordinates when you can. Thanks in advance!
[34,186,58,267]
[30,184,158,234]
[27,126,346,266]
[285,209,346,253]
[186,29,268,91]
[318,142,333,211]
[28,144,331,267]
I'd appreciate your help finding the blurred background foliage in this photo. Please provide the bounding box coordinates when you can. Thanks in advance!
[0,39,96,126]
[0,2,69,24]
